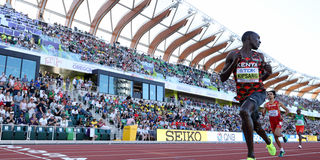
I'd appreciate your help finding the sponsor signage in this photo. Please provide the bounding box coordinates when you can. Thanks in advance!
[44,56,62,68]
[72,63,93,73]
[165,82,237,102]
[253,133,298,143]
[157,129,207,142]
[208,131,243,142]
[302,135,318,142]
[287,134,298,142]
[41,54,94,73]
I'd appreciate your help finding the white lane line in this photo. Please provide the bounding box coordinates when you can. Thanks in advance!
[21,146,248,154]
[55,146,314,155]
[69,148,251,156]
[253,152,320,159]
[67,147,270,159]
[0,157,40,160]
[23,146,246,151]
[240,151,320,160]
[0,148,51,160]
[125,148,315,160]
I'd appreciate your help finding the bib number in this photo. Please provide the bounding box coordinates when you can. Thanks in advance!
[236,68,259,83]
[297,119,304,125]
[268,110,278,117]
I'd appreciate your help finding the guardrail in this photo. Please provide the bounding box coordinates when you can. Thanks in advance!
[0,124,111,141]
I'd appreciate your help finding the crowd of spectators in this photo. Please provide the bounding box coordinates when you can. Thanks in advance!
[0,71,99,130]
[0,70,320,141]
[81,92,243,140]
[277,94,320,112]
[0,5,235,93]
[0,5,39,50]
[0,70,243,141]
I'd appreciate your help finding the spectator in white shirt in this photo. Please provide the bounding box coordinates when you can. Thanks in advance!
[27,98,36,118]
[71,108,78,117]
[50,100,58,110]
[4,91,13,110]
[72,78,77,89]
[60,116,68,127]
[39,114,48,126]
[0,72,6,83]
[137,125,146,141]
[46,109,54,118]
[0,105,5,116]
[9,75,15,87]
[40,90,48,99]
[0,89,4,102]
[72,98,77,106]
[19,98,28,114]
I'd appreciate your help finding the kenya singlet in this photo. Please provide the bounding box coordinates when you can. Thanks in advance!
[265,100,281,122]
[233,51,265,101]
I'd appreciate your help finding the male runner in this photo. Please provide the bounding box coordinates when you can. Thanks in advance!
[220,31,276,160]
[294,108,308,149]
[263,90,289,157]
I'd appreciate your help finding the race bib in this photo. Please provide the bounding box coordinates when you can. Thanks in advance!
[297,119,304,125]
[268,110,278,117]
[236,68,259,83]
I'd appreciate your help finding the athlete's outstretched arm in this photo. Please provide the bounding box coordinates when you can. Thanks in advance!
[262,103,268,118]
[293,114,297,123]
[220,51,240,82]
[279,102,289,117]
[304,116,308,126]
[278,102,289,121]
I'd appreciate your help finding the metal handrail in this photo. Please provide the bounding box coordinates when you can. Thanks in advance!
[0,124,113,141]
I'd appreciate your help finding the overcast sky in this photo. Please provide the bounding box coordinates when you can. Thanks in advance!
[187,0,320,78]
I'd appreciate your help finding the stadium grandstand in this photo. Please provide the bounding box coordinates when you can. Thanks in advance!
[0,0,319,160]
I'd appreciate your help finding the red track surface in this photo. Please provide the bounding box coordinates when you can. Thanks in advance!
[0,142,319,160]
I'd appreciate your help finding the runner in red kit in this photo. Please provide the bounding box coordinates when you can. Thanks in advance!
[263,90,289,157]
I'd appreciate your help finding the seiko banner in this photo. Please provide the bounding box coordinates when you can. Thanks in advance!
[157,129,208,141]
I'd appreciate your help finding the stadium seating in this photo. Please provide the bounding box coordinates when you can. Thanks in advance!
[76,128,85,140]
[28,126,36,140]
[1,125,13,140]
[36,126,46,140]
[66,127,74,140]
[13,125,26,140]
[47,126,54,140]
[55,127,67,140]
[94,128,101,141]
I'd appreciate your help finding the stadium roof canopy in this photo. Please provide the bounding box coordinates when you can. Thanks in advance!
[3,0,320,100]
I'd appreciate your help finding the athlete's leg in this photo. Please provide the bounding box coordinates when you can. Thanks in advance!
[297,127,307,146]
[274,127,285,157]
[274,127,283,137]
[298,132,302,146]
[273,131,282,149]
[240,100,256,158]
[253,118,271,145]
